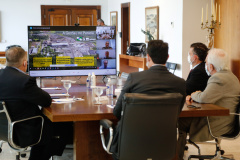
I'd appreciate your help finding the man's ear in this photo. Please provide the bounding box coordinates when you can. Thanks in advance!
[209,64,214,71]
[147,54,151,62]
[23,61,27,67]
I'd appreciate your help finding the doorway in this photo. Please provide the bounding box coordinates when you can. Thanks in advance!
[121,3,130,54]
[41,5,101,26]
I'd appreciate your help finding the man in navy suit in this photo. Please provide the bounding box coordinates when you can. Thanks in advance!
[110,40,186,160]
[0,46,71,160]
[186,42,209,95]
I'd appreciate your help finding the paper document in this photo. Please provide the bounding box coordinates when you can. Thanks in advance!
[95,96,109,102]
[50,94,69,97]
[42,87,61,90]
[107,105,115,108]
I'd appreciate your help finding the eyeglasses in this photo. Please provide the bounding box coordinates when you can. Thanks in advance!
[5,45,22,51]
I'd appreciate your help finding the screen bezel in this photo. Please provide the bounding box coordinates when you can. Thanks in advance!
[27,26,117,77]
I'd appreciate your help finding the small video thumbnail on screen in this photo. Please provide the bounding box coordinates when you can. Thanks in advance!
[96,26,116,40]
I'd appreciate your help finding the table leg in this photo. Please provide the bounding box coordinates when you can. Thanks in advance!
[74,121,113,160]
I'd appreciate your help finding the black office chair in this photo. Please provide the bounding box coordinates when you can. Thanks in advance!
[100,92,183,160]
[0,101,44,160]
[166,62,177,74]
[188,101,240,160]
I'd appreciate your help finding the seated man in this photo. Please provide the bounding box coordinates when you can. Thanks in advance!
[177,48,240,160]
[97,18,105,26]
[110,40,186,160]
[102,41,112,49]
[186,42,209,95]
[0,46,72,160]
[104,51,112,59]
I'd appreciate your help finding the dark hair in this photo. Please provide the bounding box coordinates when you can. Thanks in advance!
[190,42,209,62]
[147,40,169,64]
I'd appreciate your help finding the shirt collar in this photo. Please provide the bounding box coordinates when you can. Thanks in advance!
[152,64,166,67]
[192,63,200,69]
[9,66,26,74]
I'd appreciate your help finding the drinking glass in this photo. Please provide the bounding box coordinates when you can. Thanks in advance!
[63,81,71,96]
[91,86,107,105]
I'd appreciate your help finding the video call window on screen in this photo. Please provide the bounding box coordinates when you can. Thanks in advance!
[27,26,116,77]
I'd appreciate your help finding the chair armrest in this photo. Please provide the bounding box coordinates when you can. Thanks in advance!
[100,119,113,154]
[9,116,44,149]
[230,113,240,116]
[100,119,113,129]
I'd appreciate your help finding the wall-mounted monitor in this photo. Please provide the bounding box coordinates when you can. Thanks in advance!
[27,26,116,77]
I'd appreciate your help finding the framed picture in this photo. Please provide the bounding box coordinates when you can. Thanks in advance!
[145,6,159,42]
[110,11,118,31]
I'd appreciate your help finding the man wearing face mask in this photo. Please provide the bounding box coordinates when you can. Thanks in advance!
[177,48,240,160]
[110,40,186,160]
[186,42,209,95]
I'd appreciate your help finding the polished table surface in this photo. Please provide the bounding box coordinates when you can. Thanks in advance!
[41,79,229,160]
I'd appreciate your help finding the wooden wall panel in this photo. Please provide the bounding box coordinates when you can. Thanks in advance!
[215,0,240,80]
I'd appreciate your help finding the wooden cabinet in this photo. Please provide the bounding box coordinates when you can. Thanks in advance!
[0,52,5,57]
[41,5,101,26]
[119,54,147,73]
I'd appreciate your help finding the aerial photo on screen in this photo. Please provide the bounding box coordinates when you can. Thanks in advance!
[28,30,97,69]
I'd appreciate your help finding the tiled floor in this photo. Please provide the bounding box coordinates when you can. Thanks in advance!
[183,137,240,160]
[0,144,73,160]
[0,137,239,160]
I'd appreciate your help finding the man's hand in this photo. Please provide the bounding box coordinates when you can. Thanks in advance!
[186,95,192,101]
[191,90,201,96]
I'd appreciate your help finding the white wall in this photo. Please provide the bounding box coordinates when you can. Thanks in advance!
[0,0,210,78]
[182,0,211,79]
[108,0,183,77]
[0,0,108,50]
[107,0,211,79]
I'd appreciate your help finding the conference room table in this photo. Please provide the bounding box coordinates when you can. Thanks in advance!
[42,80,229,160]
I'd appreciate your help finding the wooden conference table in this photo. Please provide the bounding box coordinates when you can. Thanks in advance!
[42,82,229,160]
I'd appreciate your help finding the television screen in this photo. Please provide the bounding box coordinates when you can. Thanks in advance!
[27,26,116,77]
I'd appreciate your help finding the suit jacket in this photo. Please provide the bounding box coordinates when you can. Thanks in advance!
[0,66,52,147]
[111,65,186,158]
[186,62,209,95]
[190,70,240,142]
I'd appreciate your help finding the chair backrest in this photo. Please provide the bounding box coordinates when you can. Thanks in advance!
[0,101,44,150]
[118,93,183,160]
[221,100,240,138]
[166,62,177,74]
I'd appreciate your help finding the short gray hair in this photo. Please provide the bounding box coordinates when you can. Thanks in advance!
[97,19,104,24]
[6,47,26,67]
[207,48,229,72]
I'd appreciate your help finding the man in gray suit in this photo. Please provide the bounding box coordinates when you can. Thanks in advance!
[177,48,240,160]
[111,40,186,160]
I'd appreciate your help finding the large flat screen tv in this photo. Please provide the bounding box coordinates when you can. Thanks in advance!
[27,26,116,77]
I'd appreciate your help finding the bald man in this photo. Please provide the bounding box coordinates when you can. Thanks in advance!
[0,46,71,160]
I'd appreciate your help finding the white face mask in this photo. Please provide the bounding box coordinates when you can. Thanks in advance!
[187,53,194,65]
[205,64,211,76]
[146,61,149,68]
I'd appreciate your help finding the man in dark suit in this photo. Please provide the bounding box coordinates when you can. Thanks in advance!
[0,46,71,160]
[186,42,209,95]
[110,40,186,160]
